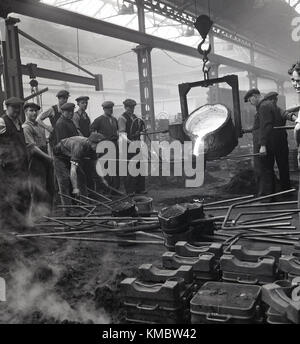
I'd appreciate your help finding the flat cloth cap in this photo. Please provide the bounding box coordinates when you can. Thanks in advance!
[123,98,137,107]
[102,101,114,108]
[264,92,278,101]
[5,97,24,106]
[88,132,105,143]
[23,102,41,111]
[244,88,260,103]
[61,102,75,111]
[76,96,89,102]
[56,90,70,98]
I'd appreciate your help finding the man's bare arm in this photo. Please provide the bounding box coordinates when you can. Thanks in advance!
[70,162,79,195]
[37,109,54,133]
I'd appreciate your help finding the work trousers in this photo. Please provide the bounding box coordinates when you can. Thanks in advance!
[53,156,87,211]
[99,140,120,191]
[123,149,146,194]
[253,140,290,197]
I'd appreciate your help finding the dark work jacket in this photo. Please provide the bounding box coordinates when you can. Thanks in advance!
[54,116,78,144]
[121,112,145,141]
[91,114,118,141]
[49,105,62,147]
[74,111,91,137]
[252,99,286,148]
[0,115,29,172]
[50,105,61,127]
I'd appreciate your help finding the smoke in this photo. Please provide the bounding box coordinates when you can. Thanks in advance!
[6,260,111,324]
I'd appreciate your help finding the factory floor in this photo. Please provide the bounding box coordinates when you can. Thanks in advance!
[0,166,299,324]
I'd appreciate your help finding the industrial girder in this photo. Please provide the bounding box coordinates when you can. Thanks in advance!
[124,0,285,63]
[1,17,24,100]
[0,0,289,83]
[133,45,155,130]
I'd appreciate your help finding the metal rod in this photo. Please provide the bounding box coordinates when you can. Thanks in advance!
[234,210,300,223]
[206,201,297,211]
[32,235,164,245]
[24,87,48,101]
[217,153,262,160]
[58,192,91,206]
[18,29,95,78]
[136,231,163,240]
[48,216,158,221]
[80,194,112,210]
[274,126,295,130]
[107,194,131,205]
[222,189,296,230]
[87,188,112,202]
[238,216,293,225]
[204,195,255,207]
[226,222,293,230]
[18,223,161,238]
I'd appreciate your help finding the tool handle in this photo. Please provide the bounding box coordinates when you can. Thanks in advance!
[206,314,231,323]
[136,303,159,311]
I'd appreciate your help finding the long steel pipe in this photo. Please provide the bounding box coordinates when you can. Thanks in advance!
[221,189,296,230]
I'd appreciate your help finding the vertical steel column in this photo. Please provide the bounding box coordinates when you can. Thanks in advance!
[250,44,255,66]
[1,17,23,100]
[136,0,146,33]
[135,0,155,130]
[248,71,258,89]
[133,45,155,130]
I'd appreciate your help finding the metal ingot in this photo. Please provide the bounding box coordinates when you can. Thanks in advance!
[220,254,276,276]
[220,254,277,284]
[138,264,193,284]
[180,202,204,221]
[162,252,216,275]
[124,301,188,324]
[266,307,292,324]
[230,245,282,263]
[175,241,223,258]
[262,282,300,324]
[163,228,194,251]
[158,204,189,231]
[279,256,300,276]
[120,278,183,308]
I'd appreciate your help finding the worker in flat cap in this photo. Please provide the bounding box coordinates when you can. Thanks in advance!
[118,98,147,195]
[263,91,300,192]
[72,96,96,192]
[73,96,91,138]
[91,100,120,192]
[54,102,79,144]
[53,133,106,215]
[37,89,70,148]
[22,102,55,214]
[245,88,292,198]
[0,97,31,229]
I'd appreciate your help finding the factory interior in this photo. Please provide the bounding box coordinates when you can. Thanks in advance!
[1,0,300,325]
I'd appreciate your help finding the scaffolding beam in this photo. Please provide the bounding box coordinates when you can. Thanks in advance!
[0,0,288,83]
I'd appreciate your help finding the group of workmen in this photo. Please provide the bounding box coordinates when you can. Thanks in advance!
[1,61,300,229]
[0,91,146,227]
[244,61,300,202]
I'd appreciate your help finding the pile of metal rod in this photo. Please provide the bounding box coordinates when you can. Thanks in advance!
[16,187,300,249]
[202,189,300,246]
[17,188,163,246]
